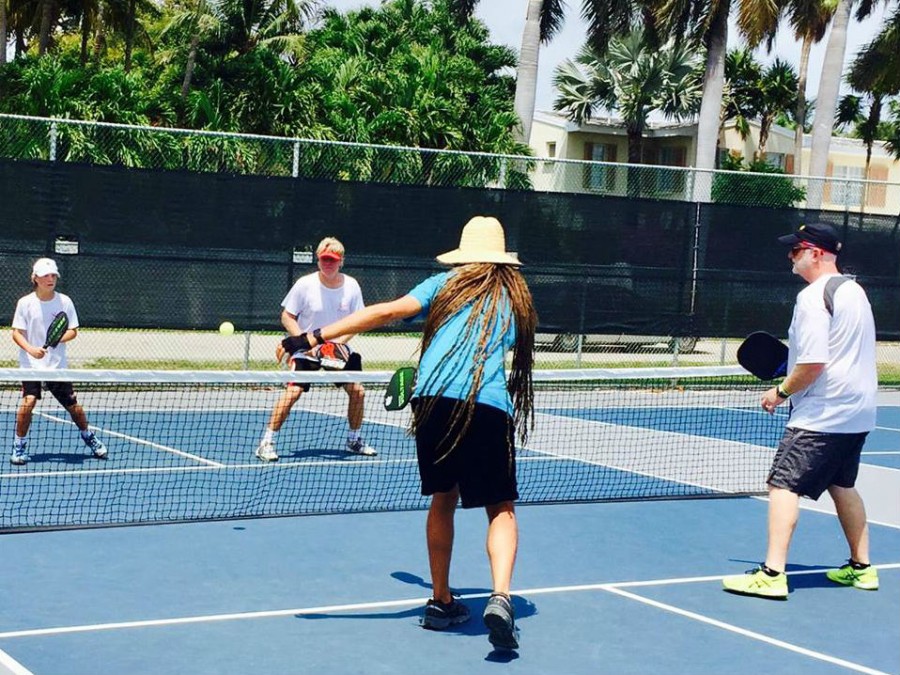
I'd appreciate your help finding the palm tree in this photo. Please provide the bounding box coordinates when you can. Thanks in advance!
[449,0,634,143]
[722,47,764,142]
[849,3,900,95]
[756,59,799,158]
[784,0,836,174]
[553,28,703,193]
[806,0,882,207]
[652,0,781,201]
[160,0,225,99]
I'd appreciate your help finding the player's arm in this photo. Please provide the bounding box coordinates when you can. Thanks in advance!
[762,362,825,412]
[12,327,45,359]
[281,309,302,336]
[58,327,78,344]
[312,296,422,346]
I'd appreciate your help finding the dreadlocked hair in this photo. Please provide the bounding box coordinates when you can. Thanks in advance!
[411,263,537,461]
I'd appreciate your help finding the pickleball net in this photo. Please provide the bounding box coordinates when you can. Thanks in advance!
[0,366,779,532]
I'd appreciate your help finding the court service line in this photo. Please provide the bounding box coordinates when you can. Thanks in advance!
[602,586,892,675]
[1,564,897,641]
[723,406,900,433]
[38,413,224,467]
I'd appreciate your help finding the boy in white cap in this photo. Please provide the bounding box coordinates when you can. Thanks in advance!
[10,258,107,465]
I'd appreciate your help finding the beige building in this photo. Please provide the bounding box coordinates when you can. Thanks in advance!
[529,110,900,215]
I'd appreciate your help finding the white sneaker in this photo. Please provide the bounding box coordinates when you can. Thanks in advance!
[346,438,377,456]
[85,433,108,459]
[10,444,29,465]
[255,440,279,462]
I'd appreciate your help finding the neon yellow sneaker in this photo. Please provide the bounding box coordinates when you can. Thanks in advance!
[722,566,788,599]
[826,562,879,590]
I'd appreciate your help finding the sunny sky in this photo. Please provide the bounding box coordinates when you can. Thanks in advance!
[323,0,889,112]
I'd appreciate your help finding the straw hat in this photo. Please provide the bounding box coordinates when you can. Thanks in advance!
[436,216,521,266]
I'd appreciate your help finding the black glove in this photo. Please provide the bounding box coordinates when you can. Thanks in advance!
[281,333,311,354]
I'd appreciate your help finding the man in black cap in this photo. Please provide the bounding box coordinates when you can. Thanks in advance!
[723,222,880,599]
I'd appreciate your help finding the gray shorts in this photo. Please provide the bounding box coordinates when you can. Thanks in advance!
[768,427,868,500]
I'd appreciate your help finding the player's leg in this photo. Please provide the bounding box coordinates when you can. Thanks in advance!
[11,383,39,464]
[256,384,303,462]
[764,485,799,573]
[53,383,107,459]
[342,382,375,455]
[427,487,460,604]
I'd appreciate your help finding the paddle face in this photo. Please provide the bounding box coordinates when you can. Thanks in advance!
[43,311,69,349]
[737,331,789,381]
[384,366,416,411]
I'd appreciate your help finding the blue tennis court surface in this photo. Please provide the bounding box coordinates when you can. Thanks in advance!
[1,404,897,674]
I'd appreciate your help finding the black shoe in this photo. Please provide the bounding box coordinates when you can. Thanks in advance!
[483,593,518,650]
[421,597,471,630]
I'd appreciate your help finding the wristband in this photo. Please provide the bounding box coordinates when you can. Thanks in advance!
[776,384,790,399]
[312,328,323,344]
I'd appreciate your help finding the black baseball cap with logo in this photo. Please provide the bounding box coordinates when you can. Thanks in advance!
[777,222,842,254]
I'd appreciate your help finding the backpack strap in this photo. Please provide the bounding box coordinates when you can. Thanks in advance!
[824,275,852,317]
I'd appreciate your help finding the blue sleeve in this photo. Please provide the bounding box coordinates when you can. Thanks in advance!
[405,272,450,323]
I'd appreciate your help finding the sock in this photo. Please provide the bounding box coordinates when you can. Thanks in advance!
[14,436,26,449]
[761,564,782,577]
[348,429,362,443]
[849,560,870,570]
[80,429,94,440]
[262,429,275,444]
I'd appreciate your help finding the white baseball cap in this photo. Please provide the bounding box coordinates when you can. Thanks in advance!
[32,258,60,278]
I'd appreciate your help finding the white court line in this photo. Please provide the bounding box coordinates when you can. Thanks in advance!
[0,648,31,675]
[602,586,893,675]
[723,406,900,433]
[2,564,897,639]
[38,413,223,467]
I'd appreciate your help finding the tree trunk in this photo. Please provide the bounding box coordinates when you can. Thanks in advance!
[38,0,55,55]
[807,0,852,209]
[793,35,812,175]
[124,0,135,71]
[93,14,105,63]
[513,0,542,144]
[181,33,200,99]
[758,114,773,158]
[626,126,643,197]
[692,1,729,202]
[80,8,91,64]
[0,0,8,65]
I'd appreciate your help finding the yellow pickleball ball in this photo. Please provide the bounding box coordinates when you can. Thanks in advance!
[219,321,235,336]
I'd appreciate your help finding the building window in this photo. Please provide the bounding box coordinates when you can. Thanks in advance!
[656,146,687,194]
[583,142,618,192]
[830,165,865,207]
[547,142,556,158]
[764,153,787,170]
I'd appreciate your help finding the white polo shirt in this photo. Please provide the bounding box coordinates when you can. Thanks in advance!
[786,274,877,433]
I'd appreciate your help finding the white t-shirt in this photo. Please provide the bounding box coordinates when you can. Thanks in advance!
[12,292,80,370]
[281,272,364,353]
[786,274,877,433]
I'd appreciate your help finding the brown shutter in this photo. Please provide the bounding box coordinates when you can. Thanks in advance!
[784,154,794,174]
[606,144,617,162]
[866,165,888,208]
[674,147,686,167]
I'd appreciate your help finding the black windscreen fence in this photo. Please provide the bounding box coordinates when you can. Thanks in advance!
[1,159,898,340]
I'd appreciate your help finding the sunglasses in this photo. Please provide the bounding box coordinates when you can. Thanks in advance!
[790,242,819,256]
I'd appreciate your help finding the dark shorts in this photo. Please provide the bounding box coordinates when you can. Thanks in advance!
[288,352,362,392]
[412,396,518,509]
[768,427,868,500]
[21,381,78,408]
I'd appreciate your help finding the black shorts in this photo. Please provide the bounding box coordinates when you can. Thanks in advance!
[288,352,362,392]
[21,381,78,408]
[412,396,518,509]
[768,427,868,500]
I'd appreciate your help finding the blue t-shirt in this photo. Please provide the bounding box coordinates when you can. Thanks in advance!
[406,272,516,415]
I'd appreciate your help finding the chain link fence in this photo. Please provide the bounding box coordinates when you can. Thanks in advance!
[3,114,900,212]
[1,113,898,380]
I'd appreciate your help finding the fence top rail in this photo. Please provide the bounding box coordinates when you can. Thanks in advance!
[2,113,899,189]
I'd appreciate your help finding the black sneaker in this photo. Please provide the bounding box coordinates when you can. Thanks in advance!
[483,593,518,650]
[421,597,471,630]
